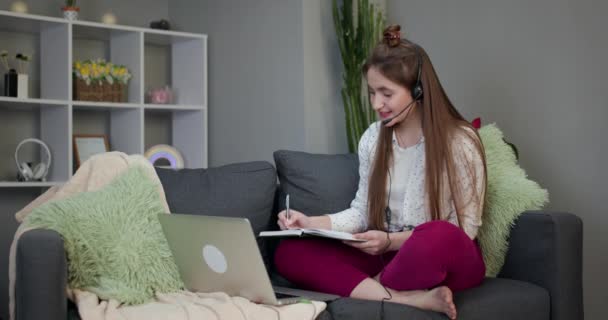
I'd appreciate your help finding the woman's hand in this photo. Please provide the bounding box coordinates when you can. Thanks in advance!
[343,230,391,255]
[277,210,311,230]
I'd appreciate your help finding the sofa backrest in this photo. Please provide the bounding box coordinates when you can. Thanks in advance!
[155,152,362,273]
[272,150,359,216]
[155,161,278,269]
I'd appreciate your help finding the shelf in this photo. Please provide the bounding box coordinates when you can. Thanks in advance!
[0,10,204,42]
[0,97,69,110]
[144,104,205,111]
[72,22,137,42]
[145,30,206,46]
[144,33,206,106]
[0,10,66,34]
[0,10,208,178]
[0,181,63,188]
[72,101,142,110]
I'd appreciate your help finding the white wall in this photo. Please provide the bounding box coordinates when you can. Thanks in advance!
[386,1,608,319]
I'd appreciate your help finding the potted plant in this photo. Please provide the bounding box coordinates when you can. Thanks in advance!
[1,50,17,97]
[15,53,31,98]
[62,0,79,20]
[1,50,31,98]
[333,0,385,152]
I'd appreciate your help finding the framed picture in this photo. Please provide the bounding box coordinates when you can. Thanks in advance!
[73,134,110,167]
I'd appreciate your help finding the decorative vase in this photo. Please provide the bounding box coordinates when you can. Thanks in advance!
[101,12,117,25]
[10,1,28,13]
[17,73,28,98]
[4,69,17,97]
[62,7,79,20]
[147,86,173,104]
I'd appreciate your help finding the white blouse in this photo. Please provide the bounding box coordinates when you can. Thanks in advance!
[328,121,485,240]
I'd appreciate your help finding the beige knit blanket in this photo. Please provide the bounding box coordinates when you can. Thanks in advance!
[8,152,325,320]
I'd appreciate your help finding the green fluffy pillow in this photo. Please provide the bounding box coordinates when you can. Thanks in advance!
[477,124,549,276]
[23,166,184,304]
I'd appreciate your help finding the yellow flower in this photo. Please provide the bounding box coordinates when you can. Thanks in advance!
[80,68,90,77]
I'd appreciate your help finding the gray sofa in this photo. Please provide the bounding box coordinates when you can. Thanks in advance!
[14,152,583,320]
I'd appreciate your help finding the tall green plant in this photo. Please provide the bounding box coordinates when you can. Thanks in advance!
[333,0,385,152]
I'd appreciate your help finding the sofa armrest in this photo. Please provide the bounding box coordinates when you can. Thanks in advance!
[498,211,583,320]
[15,229,67,320]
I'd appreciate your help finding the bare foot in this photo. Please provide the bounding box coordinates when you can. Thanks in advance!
[418,286,457,319]
[392,286,457,319]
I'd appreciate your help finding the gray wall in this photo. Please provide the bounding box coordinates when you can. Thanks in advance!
[386,0,607,319]
[302,0,347,155]
[170,0,348,166]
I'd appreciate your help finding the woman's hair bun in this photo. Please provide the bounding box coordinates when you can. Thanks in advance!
[383,24,401,48]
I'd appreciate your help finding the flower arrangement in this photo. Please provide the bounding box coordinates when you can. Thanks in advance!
[0,50,9,72]
[73,59,131,86]
[1,50,32,74]
[72,59,131,102]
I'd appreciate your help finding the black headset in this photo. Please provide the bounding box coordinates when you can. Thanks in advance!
[410,41,423,101]
[380,40,424,125]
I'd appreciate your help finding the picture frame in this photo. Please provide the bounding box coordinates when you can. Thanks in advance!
[73,134,110,167]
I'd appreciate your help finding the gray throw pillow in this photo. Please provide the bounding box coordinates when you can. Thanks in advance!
[155,162,277,268]
[273,150,359,216]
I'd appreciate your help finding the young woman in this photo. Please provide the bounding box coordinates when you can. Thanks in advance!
[274,25,487,319]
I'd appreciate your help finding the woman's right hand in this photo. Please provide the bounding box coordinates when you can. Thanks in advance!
[277,210,311,230]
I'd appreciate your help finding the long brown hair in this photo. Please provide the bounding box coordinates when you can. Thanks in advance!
[363,25,487,231]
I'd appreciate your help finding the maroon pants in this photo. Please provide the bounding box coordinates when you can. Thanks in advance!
[274,221,485,297]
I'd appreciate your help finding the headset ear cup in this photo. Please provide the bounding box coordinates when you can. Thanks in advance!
[33,163,46,180]
[413,85,423,100]
[20,162,33,181]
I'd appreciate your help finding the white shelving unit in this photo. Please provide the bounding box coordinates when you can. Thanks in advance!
[0,10,208,187]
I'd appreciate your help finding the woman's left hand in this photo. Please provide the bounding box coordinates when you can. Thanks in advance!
[343,230,390,255]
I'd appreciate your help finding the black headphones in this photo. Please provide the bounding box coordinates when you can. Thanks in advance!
[409,41,423,101]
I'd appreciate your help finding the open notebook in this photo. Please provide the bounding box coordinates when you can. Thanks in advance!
[258,229,366,242]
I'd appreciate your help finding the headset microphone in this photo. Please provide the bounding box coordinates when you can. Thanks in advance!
[381,98,418,125]
[380,40,424,126]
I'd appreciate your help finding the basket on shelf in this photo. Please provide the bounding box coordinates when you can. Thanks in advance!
[73,78,126,102]
[72,59,131,103]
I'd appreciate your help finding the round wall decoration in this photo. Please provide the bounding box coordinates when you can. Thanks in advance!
[144,144,184,169]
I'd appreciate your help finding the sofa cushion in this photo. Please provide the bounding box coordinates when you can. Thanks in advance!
[326,278,549,320]
[23,166,184,304]
[453,278,549,320]
[273,150,359,216]
[155,161,277,267]
[477,124,549,276]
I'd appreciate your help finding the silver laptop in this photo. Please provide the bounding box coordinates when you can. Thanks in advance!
[158,213,339,305]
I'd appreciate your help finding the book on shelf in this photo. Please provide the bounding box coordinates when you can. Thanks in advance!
[258,228,366,242]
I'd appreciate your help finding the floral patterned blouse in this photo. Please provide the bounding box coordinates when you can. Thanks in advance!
[328,121,485,240]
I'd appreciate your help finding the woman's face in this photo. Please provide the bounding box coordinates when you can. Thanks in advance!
[366,66,414,126]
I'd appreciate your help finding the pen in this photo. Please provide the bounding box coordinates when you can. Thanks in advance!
[286,194,290,221]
